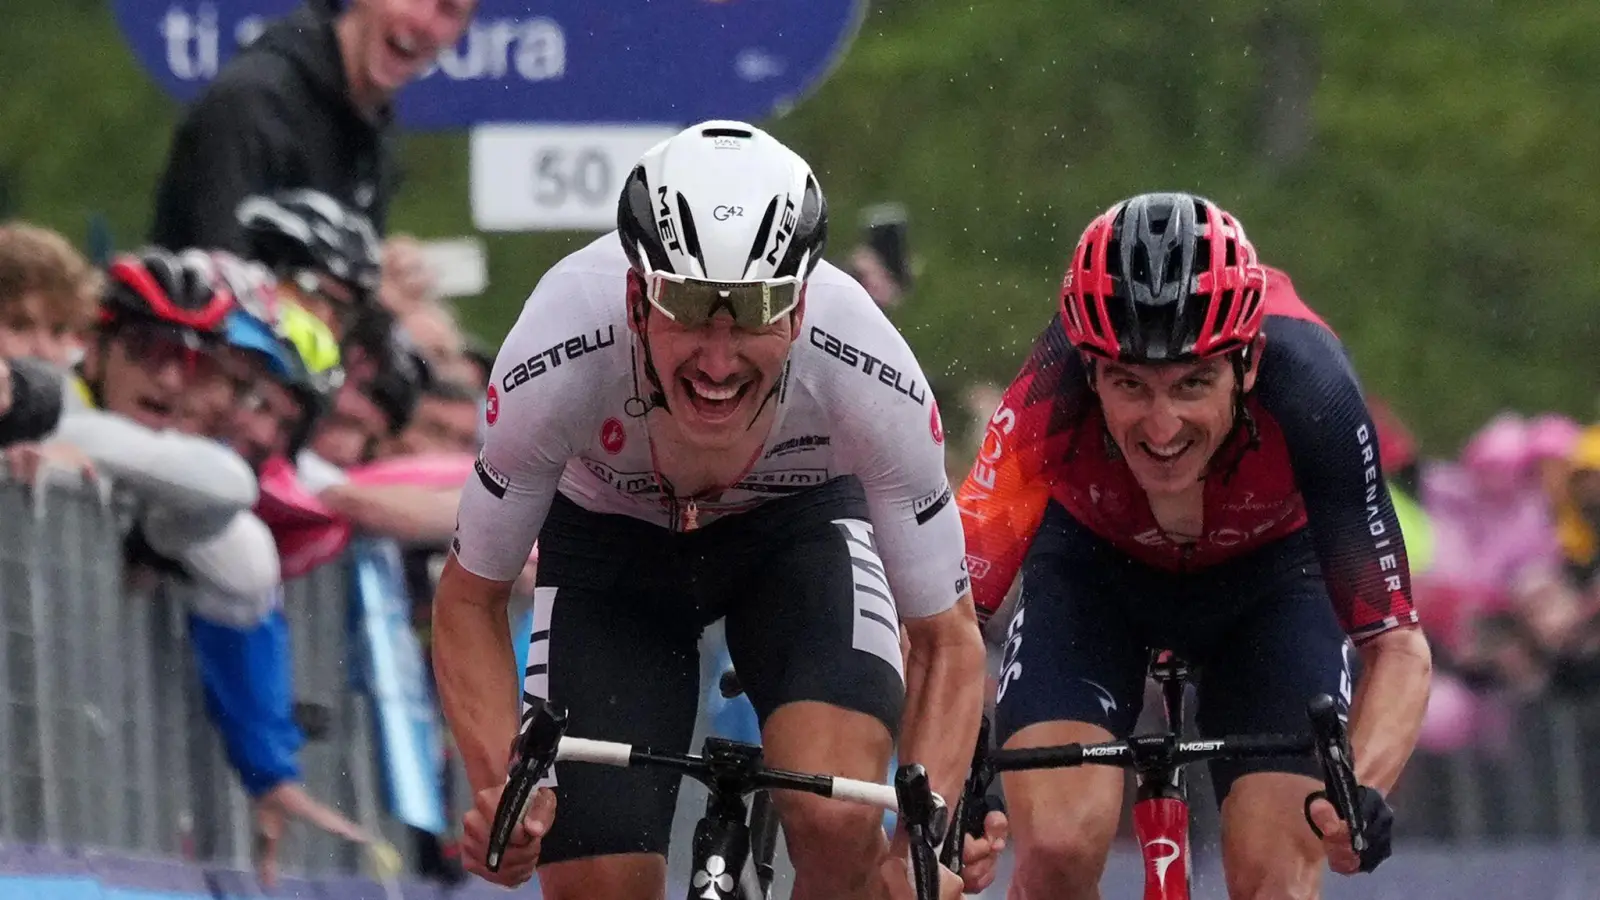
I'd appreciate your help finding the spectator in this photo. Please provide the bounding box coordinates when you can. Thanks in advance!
[44,250,257,525]
[460,334,494,389]
[400,299,480,386]
[149,0,476,252]
[236,189,383,341]
[0,222,100,367]
[846,202,914,310]
[171,283,370,888]
[306,306,426,469]
[1558,425,1600,590]
[386,377,480,456]
[380,233,440,316]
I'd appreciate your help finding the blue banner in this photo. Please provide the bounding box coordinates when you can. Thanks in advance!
[111,0,867,131]
[348,537,447,834]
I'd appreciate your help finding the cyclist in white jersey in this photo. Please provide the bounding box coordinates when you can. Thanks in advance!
[433,120,988,900]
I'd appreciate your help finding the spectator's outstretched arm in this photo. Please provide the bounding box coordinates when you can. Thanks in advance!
[0,358,65,447]
[52,410,258,514]
[151,80,278,252]
[143,506,283,612]
[317,481,460,544]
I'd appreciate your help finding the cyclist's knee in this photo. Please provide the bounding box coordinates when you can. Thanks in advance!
[1220,773,1323,900]
[777,790,887,886]
[537,853,664,900]
[1223,856,1320,900]
[1002,723,1124,895]
[777,787,887,859]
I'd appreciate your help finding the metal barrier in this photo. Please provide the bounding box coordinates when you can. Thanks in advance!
[0,474,1594,890]
[0,475,396,878]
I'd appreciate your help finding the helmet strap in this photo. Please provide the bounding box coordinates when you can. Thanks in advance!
[626,272,671,417]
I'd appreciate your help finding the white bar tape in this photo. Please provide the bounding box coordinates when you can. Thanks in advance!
[829,777,901,811]
[556,737,634,767]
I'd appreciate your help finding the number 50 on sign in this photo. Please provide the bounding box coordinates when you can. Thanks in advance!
[471,124,681,232]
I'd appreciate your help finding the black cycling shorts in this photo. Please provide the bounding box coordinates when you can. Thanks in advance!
[993,501,1356,804]
[524,476,906,865]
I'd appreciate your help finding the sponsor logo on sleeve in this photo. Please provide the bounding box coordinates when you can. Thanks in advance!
[807,325,927,405]
[930,399,944,445]
[911,481,954,525]
[475,453,510,499]
[485,383,500,426]
[500,326,618,393]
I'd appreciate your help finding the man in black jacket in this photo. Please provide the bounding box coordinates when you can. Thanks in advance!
[150,0,475,252]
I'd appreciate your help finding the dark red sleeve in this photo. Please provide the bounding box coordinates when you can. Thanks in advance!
[1255,313,1419,642]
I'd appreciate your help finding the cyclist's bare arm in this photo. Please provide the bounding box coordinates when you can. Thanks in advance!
[432,559,523,794]
[838,306,989,812]
[900,598,988,812]
[1348,626,1432,793]
[438,271,591,793]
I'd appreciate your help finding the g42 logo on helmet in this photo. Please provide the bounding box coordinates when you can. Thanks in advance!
[713,205,743,221]
[654,185,683,253]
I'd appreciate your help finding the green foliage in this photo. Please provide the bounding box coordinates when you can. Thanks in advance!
[1,0,1594,449]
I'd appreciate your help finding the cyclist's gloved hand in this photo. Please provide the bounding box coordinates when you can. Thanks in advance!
[1305,786,1394,875]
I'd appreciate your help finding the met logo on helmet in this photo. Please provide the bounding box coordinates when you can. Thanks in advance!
[763,196,798,266]
[655,186,683,253]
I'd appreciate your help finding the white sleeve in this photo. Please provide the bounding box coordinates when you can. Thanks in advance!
[839,331,970,620]
[53,410,258,514]
[144,507,283,627]
[450,272,598,582]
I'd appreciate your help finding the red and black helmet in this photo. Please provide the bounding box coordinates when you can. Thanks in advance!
[101,248,236,333]
[1061,192,1266,363]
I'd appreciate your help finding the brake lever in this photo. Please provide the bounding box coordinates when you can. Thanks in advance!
[894,764,948,900]
[486,699,569,872]
[1306,693,1368,853]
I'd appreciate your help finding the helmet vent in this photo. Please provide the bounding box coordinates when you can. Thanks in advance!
[1214,288,1237,332]
[1083,294,1105,339]
[674,192,708,275]
[744,196,781,276]
[701,127,753,139]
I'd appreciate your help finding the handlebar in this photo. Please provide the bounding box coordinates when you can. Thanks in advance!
[958,694,1368,857]
[489,698,949,899]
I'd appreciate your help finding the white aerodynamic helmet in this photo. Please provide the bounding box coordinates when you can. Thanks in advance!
[617,120,828,284]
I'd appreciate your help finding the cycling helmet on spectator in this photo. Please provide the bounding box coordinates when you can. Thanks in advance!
[102,248,235,334]
[209,251,297,380]
[1061,192,1267,365]
[236,189,381,306]
[274,301,346,454]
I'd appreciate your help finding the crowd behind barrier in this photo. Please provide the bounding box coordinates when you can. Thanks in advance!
[0,456,1599,894]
